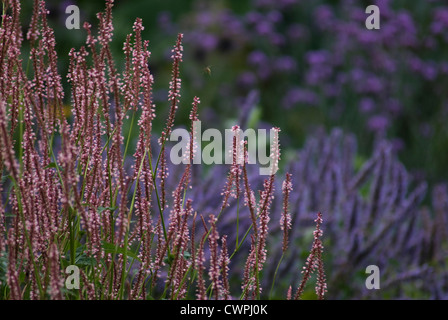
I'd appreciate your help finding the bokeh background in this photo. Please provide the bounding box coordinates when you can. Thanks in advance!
[21,0,448,193]
[13,0,448,299]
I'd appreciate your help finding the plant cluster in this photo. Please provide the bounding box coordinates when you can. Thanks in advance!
[0,0,327,300]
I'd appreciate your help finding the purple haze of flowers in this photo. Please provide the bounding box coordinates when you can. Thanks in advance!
[368,115,390,132]
[248,50,269,66]
[282,87,318,108]
[431,8,448,35]
[274,56,297,72]
[237,71,257,88]
[360,98,375,113]
[174,128,447,299]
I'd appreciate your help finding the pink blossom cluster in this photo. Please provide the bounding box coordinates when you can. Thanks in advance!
[0,0,327,300]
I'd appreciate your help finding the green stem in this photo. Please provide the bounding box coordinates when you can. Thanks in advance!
[123,110,136,165]
[148,153,170,256]
[118,146,147,299]
[269,253,285,299]
[69,207,76,266]
[236,196,240,248]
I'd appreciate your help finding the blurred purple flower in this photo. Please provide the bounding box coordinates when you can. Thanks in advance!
[196,11,214,27]
[441,62,448,74]
[200,33,218,51]
[421,61,438,81]
[385,98,402,116]
[282,87,318,108]
[246,11,263,24]
[360,98,375,113]
[274,56,297,72]
[305,50,333,85]
[364,76,384,94]
[306,50,329,65]
[248,50,274,79]
[396,12,418,47]
[391,137,405,152]
[419,122,434,138]
[266,10,282,23]
[247,50,271,80]
[255,0,297,9]
[237,71,257,88]
[357,29,380,45]
[367,115,390,132]
[287,23,309,41]
[374,53,397,73]
[268,33,285,46]
[255,20,273,36]
[157,11,175,34]
[431,8,448,34]
[248,50,268,66]
[407,56,438,81]
[314,5,335,30]
[220,10,245,36]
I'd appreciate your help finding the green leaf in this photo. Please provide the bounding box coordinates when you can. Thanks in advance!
[247,105,262,129]
[97,206,118,213]
[101,241,141,262]
[75,255,97,267]
[164,253,175,266]
[0,254,7,284]
[44,162,58,169]
[75,245,87,256]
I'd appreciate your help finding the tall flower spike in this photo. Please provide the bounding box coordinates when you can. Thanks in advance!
[6,231,21,300]
[281,172,293,252]
[220,125,243,210]
[196,232,207,300]
[48,242,63,300]
[208,214,221,300]
[182,96,201,188]
[157,33,184,210]
[286,286,292,300]
[270,127,281,175]
[219,235,230,300]
[0,100,19,182]
[294,212,327,300]
[256,174,275,276]
[241,234,257,299]
[0,181,4,255]
[242,141,257,235]
[230,125,244,197]
[160,33,183,145]
[184,96,200,165]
